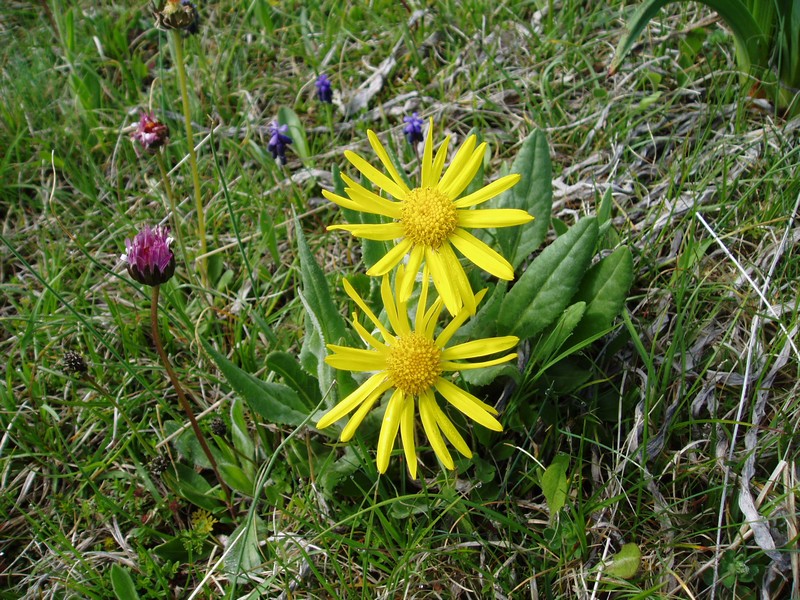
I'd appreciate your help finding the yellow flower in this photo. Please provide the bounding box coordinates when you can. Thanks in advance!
[316,268,519,478]
[324,118,533,315]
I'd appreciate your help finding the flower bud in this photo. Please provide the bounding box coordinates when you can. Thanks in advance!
[315,74,333,104]
[132,111,169,154]
[150,0,200,34]
[403,112,424,145]
[121,225,176,286]
[267,121,292,165]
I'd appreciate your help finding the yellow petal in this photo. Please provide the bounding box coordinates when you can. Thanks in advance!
[341,174,403,218]
[368,130,410,195]
[457,208,533,228]
[345,150,408,201]
[435,378,503,428]
[398,245,424,303]
[376,389,405,473]
[430,135,450,185]
[399,396,418,479]
[343,278,393,341]
[449,229,515,280]
[341,389,385,441]
[366,237,412,276]
[454,174,521,209]
[440,244,475,316]
[441,353,517,371]
[322,189,365,213]
[438,135,476,193]
[421,117,435,188]
[419,391,454,469]
[426,246,462,316]
[431,400,472,458]
[441,142,487,200]
[442,336,519,360]
[381,273,409,337]
[352,315,387,350]
[316,373,392,430]
[327,222,404,241]
[325,346,386,371]
[435,288,487,348]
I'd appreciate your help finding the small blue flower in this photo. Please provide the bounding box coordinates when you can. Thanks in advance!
[315,74,333,104]
[267,121,292,165]
[403,112,424,145]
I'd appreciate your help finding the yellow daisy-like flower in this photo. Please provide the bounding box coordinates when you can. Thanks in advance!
[316,267,519,478]
[323,118,533,315]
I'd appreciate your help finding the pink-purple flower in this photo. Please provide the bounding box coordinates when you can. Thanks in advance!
[132,112,169,154]
[121,225,176,286]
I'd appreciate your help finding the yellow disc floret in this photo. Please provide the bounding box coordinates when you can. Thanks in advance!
[400,187,457,248]
[386,333,442,396]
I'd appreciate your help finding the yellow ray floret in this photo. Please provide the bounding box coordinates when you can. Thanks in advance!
[326,118,533,315]
[315,267,518,479]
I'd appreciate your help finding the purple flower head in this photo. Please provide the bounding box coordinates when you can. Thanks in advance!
[403,112,425,146]
[121,225,176,286]
[315,74,333,104]
[132,112,169,154]
[267,121,293,165]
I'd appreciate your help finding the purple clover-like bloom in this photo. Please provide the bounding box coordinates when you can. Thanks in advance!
[315,74,333,104]
[121,225,176,286]
[403,112,425,146]
[132,112,169,154]
[267,121,292,165]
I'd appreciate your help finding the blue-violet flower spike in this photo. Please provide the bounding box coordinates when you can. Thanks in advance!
[315,74,333,104]
[267,121,293,165]
[403,112,425,145]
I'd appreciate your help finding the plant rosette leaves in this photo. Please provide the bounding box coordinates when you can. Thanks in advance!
[540,454,570,517]
[499,217,598,339]
[109,565,140,600]
[602,542,642,580]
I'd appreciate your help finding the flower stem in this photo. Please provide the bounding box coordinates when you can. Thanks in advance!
[150,285,234,515]
[170,30,207,285]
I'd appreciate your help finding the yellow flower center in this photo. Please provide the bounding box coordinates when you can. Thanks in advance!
[400,187,457,248]
[386,333,442,396]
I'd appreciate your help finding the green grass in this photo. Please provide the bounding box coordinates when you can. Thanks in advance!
[1,0,798,598]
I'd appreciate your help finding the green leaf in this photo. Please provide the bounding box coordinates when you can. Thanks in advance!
[266,351,321,409]
[604,543,642,579]
[530,301,587,365]
[230,397,255,460]
[540,455,569,516]
[109,565,140,600]
[496,129,552,268]
[570,246,633,345]
[224,517,268,579]
[499,218,598,339]
[610,0,767,77]
[217,461,254,496]
[278,106,309,162]
[203,340,309,426]
[162,463,221,511]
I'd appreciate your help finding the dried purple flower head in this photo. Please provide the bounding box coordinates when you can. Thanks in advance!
[315,74,333,104]
[63,350,88,375]
[403,112,425,146]
[150,0,200,34]
[121,225,176,287]
[267,121,293,165]
[132,112,169,154]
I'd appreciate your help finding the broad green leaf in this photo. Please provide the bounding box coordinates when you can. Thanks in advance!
[570,246,633,345]
[230,397,255,460]
[203,340,308,426]
[217,461,254,496]
[109,565,139,600]
[604,543,642,579]
[496,129,552,268]
[456,281,506,340]
[540,455,569,516]
[295,217,348,345]
[162,463,221,511]
[278,106,309,162]
[266,351,321,409]
[530,301,587,365]
[224,517,268,580]
[499,218,598,339]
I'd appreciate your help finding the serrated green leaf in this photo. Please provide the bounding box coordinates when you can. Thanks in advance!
[496,129,552,268]
[203,340,308,426]
[604,543,641,579]
[109,565,139,600]
[570,246,633,344]
[499,218,598,339]
[278,106,309,162]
